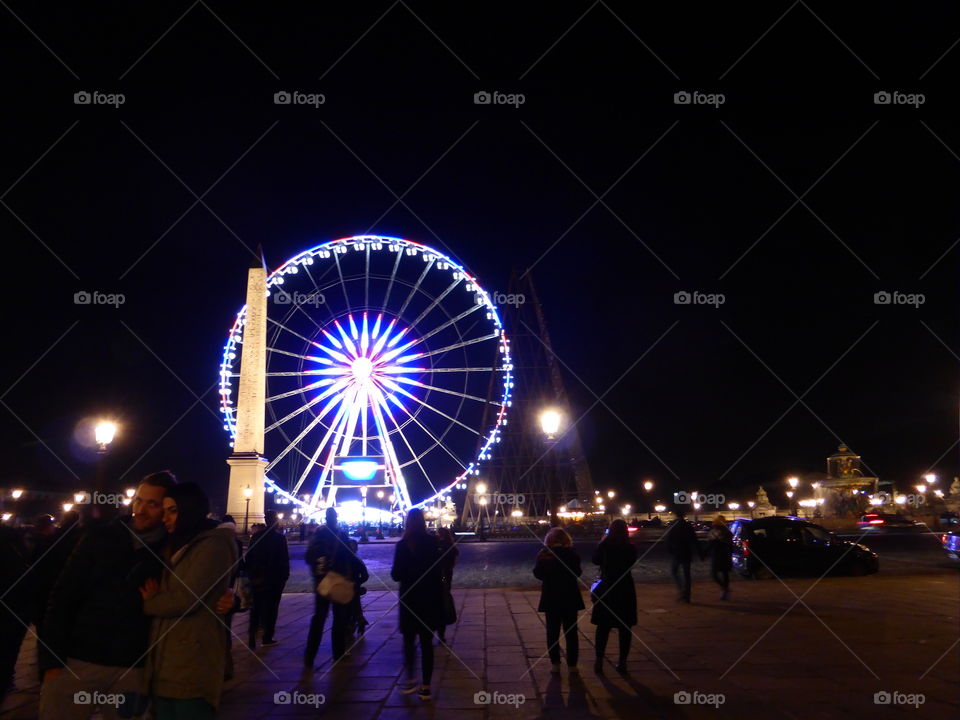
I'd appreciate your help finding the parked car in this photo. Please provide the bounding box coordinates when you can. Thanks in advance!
[857,512,925,531]
[731,516,879,578]
[941,528,960,562]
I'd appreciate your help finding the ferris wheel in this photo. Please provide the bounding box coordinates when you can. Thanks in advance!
[218,235,513,521]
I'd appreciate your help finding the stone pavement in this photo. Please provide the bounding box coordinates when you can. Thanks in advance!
[3,569,958,719]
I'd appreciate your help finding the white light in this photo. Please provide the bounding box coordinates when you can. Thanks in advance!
[915,484,926,494]
[476,482,487,495]
[728,502,740,510]
[643,481,653,491]
[11,489,23,499]
[787,477,799,489]
[747,501,755,508]
[95,421,117,447]
[125,488,135,498]
[540,409,562,437]
[654,504,667,512]
[63,503,73,512]
[924,473,937,484]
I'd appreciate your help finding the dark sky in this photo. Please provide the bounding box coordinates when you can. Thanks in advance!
[1,2,957,512]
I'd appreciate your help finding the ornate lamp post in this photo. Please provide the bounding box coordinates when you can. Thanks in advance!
[243,486,253,535]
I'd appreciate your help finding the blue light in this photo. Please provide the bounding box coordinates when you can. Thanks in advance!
[341,459,379,481]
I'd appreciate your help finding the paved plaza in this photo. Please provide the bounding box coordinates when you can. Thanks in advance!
[3,567,957,719]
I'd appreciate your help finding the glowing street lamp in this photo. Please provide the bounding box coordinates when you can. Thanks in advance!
[924,473,937,484]
[476,482,487,495]
[95,421,118,453]
[915,484,927,494]
[63,503,73,512]
[607,490,615,499]
[654,504,667,513]
[125,488,135,499]
[747,500,756,518]
[643,480,654,492]
[728,502,740,510]
[540,409,562,439]
[787,477,799,489]
[11,489,23,500]
[1,513,11,522]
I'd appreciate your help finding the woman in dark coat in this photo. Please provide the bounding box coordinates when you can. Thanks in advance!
[590,519,637,674]
[533,527,584,673]
[703,515,733,600]
[391,509,443,701]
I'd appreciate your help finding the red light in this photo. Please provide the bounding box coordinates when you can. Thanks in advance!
[627,526,638,533]
[742,539,750,557]
[869,519,884,525]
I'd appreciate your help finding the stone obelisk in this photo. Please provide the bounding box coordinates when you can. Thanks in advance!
[225,251,268,532]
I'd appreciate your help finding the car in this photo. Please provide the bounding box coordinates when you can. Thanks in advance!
[941,528,960,562]
[730,516,879,578]
[857,512,925,531]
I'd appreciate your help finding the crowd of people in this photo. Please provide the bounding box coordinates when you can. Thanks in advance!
[0,473,734,715]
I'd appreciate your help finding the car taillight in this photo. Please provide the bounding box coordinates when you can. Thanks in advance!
[742,539,750,557]
[869,519,884,525]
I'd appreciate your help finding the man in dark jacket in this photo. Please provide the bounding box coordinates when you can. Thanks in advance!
[666,508,700,603]
[303,507,355,668]
[244,510,290,649]
[38,471,176,720]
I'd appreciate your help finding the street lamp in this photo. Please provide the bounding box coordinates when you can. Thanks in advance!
[11,489,23,500]
[243,486,253,535]
[787,477,799,489]
[95,421,118,453]
[747,500,756,518]
[607,490,615,499]
[654,504,666,513]
[539,409,562,439]
[643,480,654,492]
[63,502,73,512]
[924,473,937,484]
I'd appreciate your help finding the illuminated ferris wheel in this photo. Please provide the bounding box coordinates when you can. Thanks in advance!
[219,235,513,520]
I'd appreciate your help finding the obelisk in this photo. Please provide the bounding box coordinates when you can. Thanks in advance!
[225,251,268,531]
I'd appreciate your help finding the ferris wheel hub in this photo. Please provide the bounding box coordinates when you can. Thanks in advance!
[351,356,374,382]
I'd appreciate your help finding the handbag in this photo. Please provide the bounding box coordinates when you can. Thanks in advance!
[590,577,606,604]
[317,570,355,604]
[442,590,457,625]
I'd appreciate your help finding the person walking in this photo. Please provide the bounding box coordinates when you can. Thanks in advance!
[244,510,290,649]
[666,509,699,603]
[436,527,459,645]
[533,528,584,674]
[391,509,443,701]
[703,515,733,600]
[139,482,238,720]
[591,519,637,675]
[303,508,354,669]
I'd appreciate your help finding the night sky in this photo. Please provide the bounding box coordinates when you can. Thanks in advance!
[1,3,957,513]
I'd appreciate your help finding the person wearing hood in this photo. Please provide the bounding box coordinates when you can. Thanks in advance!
[139,482,238,719]
[533,527,585,674]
